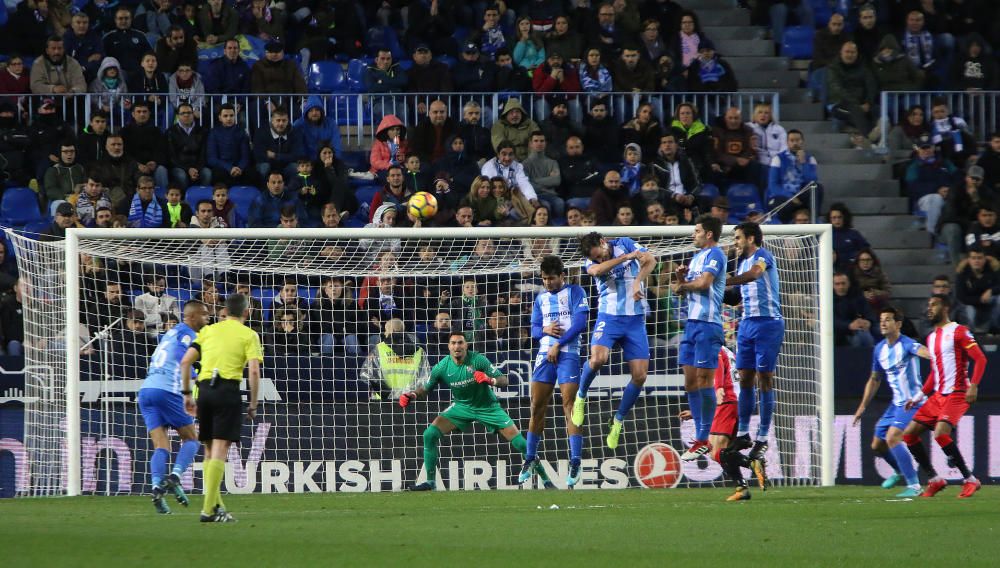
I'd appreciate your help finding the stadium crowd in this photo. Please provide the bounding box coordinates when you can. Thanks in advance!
[0,0,999,358]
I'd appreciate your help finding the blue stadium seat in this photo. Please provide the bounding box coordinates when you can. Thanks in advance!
[398,59,413,71]
[346,58,369,93]
[699,183,721,200]
[355,185,380,210]
[0,187,42,225]
[229,186,260,225]
[810,0,834,27]
[154,186,167,201]
[434,55,457,69]
[365,26,405,61]
[23,219,50,237]
[451,26,469,46]
[185,185,214,208]
[308,61,347,94]
[725,184,763,224]
[781,26,814,59]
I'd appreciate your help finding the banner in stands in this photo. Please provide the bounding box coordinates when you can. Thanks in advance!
[3,352,1000,496]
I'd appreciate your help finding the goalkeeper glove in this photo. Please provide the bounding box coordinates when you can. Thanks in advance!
[399,391,416,408]
[473,371,495,386]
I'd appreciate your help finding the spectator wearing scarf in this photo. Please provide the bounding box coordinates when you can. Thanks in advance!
[686,40,737,92]
[620,143,644,196]
[127,179,166,228]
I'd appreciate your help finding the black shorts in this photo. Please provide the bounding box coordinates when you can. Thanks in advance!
[197,379,243,443]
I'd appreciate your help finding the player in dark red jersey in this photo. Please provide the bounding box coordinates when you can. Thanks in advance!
[680,346,760,501]
[902,294,987,498]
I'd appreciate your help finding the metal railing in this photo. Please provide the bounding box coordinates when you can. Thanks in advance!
[16,91,779,149]
[877,90,999,150]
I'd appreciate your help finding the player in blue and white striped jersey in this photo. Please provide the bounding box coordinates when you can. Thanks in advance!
[725,222,785,471]
[671,215,727,461]
[519,255,590,487]
[137,300,209,514]
[573,232,656,450]
[852,307,931,498]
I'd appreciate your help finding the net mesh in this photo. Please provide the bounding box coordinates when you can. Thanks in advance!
[8,227,823,495]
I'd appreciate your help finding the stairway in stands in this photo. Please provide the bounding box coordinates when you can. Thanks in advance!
[680,0,938,319]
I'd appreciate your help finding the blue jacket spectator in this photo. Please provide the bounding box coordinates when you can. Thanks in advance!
[293,96,342,163]
[206,108,251,178]
[767,145,819,207]
[63,16,105,82]
[248,173,306,228]
[203,40,251,93]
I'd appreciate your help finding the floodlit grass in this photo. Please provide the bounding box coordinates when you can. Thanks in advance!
[2,486,997,567]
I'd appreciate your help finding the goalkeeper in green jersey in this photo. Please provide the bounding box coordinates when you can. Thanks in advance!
[400,331,555,490]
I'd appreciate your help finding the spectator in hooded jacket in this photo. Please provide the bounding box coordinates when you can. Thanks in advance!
[293,95,343,164]
[872,35,925,92]
[950,33,998,91]
[370,114,408,175]
[88,56,128,114]
[491,98,540,163]
[670,102,713,181]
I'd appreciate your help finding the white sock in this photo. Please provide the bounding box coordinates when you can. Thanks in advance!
[737,430,749,437]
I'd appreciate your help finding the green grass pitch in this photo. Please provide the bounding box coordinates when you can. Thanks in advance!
[2,487,997,567]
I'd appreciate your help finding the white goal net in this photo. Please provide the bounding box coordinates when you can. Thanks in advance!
[6,225,832,496]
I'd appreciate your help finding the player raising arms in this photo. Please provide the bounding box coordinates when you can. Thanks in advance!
[725,221,784,470]
[851,307,931,498]
[403,332,555,490]
[138,300,210,514]
[572,231,656,449]
[679,345,754,501]
[520,255,589,487]
[901,294,987,498]
[671,215,727,461]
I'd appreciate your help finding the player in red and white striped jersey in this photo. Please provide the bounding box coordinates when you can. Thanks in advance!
[902,294,988,499]
[680,346,758,501]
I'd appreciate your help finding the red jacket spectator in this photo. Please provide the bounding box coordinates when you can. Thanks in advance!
[531,53,581,94]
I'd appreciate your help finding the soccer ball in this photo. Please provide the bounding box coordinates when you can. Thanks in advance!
[408,192,438,220]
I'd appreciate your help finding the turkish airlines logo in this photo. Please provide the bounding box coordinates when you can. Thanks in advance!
[633,443,682,488]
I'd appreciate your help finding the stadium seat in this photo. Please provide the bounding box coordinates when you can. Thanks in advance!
[229,186,260,225]
[154,186,167,201]
[23,219,50,237]
[0,187,43,225]
[810,0,834,27]
[398,59,414,71]
[365,26,405,61]
[355,185,380,210]
[434,55,457,69]
[781,26,814,59]
[308,61,347,94]
[185,185,214,208]
[725,184,763,223]
[699,183,721,200]
[346,58,369,93]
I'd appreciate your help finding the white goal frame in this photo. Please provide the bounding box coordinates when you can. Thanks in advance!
[63,224,834,495]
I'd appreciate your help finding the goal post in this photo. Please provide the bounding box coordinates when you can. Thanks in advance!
[14,224,832,496]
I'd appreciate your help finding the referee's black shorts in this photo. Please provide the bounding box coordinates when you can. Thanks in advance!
[196,379,243,442]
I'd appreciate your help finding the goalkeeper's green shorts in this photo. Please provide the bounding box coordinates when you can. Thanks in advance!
[440,403,514,433]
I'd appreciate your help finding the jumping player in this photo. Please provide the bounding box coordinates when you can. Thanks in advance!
[520,255,589,487]
[851,307,931,498]
[137,300,209,514]
[679,345,756,501]
[402,332,555,490]
[725,221,784,468]
[902,294,987,498]
[671,215,727,461]
[572,231,656,450]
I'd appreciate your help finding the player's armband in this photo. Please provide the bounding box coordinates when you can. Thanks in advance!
[190,342,201,352]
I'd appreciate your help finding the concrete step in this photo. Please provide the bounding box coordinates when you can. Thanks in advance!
[878,249,950,265]
[892,283,933,299]
[799,131,850,147]
[727,56,790,71]
[781,120,836,134]
[697,10,751,27]
[789,59,811,71]
[714,39,772,56]
[862,228,930,247]
[853,215,920,232]
[820,163,891,180]
[885,264,952,284]
[823,178,898,196]
[677,0,740,9]
[896,298,931,316]
[780,102,825,121]
[740,70,801,89]
[811,147,883,163]
[847,197,908,215]
[703,26,763,40]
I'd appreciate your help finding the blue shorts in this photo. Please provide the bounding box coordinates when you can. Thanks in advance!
[138,387,194,431]
[592,314,650,362]
[736,317,785,372]
[678,320,724,369]
[532,351,582,385]
[874,404,920,440]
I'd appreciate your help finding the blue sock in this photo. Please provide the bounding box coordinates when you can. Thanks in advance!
[687,390,703,440]
[881,447,900,473]
[698,387,716,441]
[756,389,776,440]
[569,434,583,463]
[889,443,919,485]
[526,432,541,460]
[577,363,598,398]
[737,387,756,433]
[172,440,200,478]
[151,447,168,488]
[614,382,643,422]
